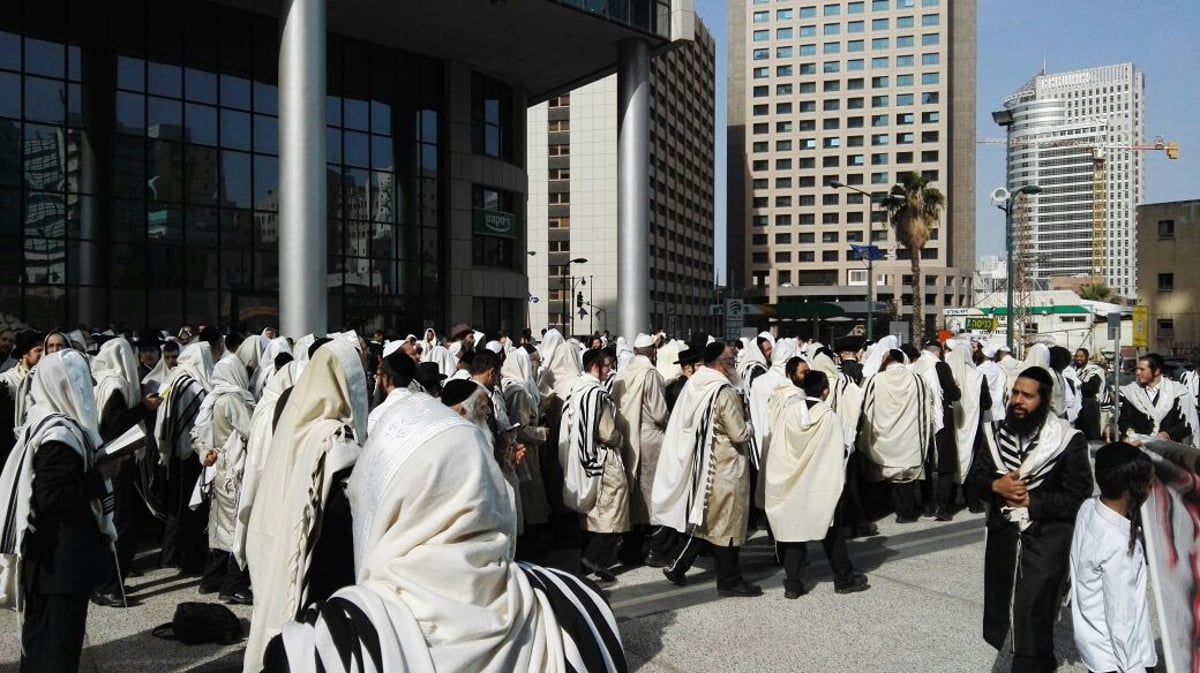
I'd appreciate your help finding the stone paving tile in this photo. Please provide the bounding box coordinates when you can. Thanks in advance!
[0,512,1162,672]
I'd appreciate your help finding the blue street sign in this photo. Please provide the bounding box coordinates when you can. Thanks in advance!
[849,244,886,261]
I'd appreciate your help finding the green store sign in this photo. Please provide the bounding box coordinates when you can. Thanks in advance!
[473,209,516,239]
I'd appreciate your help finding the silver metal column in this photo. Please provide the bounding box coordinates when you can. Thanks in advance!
[278,0,327,337]
[617,39,650,341]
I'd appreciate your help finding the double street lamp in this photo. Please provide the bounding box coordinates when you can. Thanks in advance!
[560,256,588,336]
[992,185,1043,351]
[829,181,892,343]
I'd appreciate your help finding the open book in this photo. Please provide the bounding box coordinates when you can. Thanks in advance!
[97,422,147,462]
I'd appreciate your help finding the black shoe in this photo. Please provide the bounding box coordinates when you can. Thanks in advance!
[895,515,919,524]
[219,591,254,606]
[717,582,763,598]
[580,559,617,583]
[851,522,880,538]
[90,591,128,608]
[662,567,687,587]
[783,583,810,600]
[932,508,954,522]
[198,585,220,595]
[835,574,871,594]
[967,503,986,514]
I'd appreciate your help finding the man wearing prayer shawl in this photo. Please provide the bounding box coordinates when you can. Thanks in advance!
[1071,348,1104,440]
[611,334,669,565]
[911,341,961,522]
[191,354,256,604]
[652,342,761,597]
[155,341,214,573]
[735,334,770,396]
[1118,352,1199,446]
[0,350,120,671]
[1,332,44,456]
[91,337,160,608]
[243,340,369,673]
[559,349,627,582]
[944,339,986,521]
[749,338,799,466]
[501,345,552,537]
[976,343,1007,424]
[259,386,627,673]
[764,371,870,598]
[965,366,1093,673]
[858,348,935,523]
[807,346,876,536]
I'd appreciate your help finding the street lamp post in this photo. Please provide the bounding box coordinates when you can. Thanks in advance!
[560,257,588,336]
[993,185,1043,351]
[829,181,882,343]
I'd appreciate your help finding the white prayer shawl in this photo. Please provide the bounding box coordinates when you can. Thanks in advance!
[946,344,983,482]
[615,337,633,372]
[1060,366,1082,422]
[736,337,768,393]
[1120,379,1200,447]
[656,342,683,382]
[749,339,799,459]
[764,391,847,542]
[93,337,141,414]
[1075,362,1107,401]
[266,393,625,673]
[910,351,945,432]
[861,335,899,379]
[236,335,269,378]
[252,337,292,400]
[191,355,256,553]
[0,351,117,615]
[233,361,298,568]
[244,340,369,673]
[809,350,864,439]
[982,415,1079,530]
[419,329,440,363]
[558,375,614,514]
[1183,370,1200,403]
[426,343,457,378]
[140,346,174,393]
[367,388,418,437]
[538,329,581,401]
[858,364,934,482]
[293,334,316,364]
[154,342,214,464]
[651,366,731,534]
[500,347,541,412]
[978,360,1007,423]
[192,355,256,454]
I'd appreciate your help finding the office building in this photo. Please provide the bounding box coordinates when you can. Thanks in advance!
[998,63,1145,297]
[0,0,694,337]
[727,0,976,334]
[526,20,716,338]
[1137,200,1200,355]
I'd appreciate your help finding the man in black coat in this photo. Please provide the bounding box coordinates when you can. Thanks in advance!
[965,366,1093,673]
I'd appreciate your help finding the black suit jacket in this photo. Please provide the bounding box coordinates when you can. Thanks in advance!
[22,441,113,595]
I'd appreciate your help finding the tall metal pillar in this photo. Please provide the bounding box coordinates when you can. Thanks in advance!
[278,0,327,337]
[617,39,650,341]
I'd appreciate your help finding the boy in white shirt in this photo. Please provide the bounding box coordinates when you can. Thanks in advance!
[1070,442,1158,673]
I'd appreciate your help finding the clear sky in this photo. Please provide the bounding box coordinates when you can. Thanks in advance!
[696,0,1200,275]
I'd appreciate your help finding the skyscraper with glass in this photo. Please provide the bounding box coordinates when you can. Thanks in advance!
[727,0,975,335]
[0,0,694,337]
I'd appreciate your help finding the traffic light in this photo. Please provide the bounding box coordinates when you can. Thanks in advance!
[576,291,584,308]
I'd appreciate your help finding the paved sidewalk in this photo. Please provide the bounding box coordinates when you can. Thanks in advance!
[0,511,1160,672]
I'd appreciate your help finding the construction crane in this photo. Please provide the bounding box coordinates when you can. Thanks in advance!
[978,135,1179,283]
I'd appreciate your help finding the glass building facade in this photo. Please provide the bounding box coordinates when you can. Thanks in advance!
[0,0,447,333]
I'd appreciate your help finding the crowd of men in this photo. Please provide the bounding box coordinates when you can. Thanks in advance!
[0,320,1196,673]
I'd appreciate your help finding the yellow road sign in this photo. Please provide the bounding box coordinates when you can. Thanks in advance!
[1131,305,1149,349]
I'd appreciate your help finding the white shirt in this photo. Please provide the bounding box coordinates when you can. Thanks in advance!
[1070,497,1158,673]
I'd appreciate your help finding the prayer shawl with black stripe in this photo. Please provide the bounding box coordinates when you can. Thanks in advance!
[982,414,1079,530]
[1119,379,1200,447]
[259,391,627,673]
[559,375,614,514]
[651,366,730,535]
[857,364,934,483]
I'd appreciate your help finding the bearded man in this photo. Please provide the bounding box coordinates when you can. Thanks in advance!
[965,366,1094,673]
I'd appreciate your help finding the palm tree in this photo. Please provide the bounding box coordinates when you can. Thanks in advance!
[883,172,945,344]
[1078,283,1114,302]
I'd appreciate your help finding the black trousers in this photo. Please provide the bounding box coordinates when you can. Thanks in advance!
[1011,653,1057,673]
[925,428,957,510]
[22,591,89,673]
[667,536,745,589]
[891,481,922,519]
[840,453,871,528]
[201,550,251,595]
[778,504,856,593]
[97,458,142,594]
[160,456,207,573]
[581,531,622,569]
